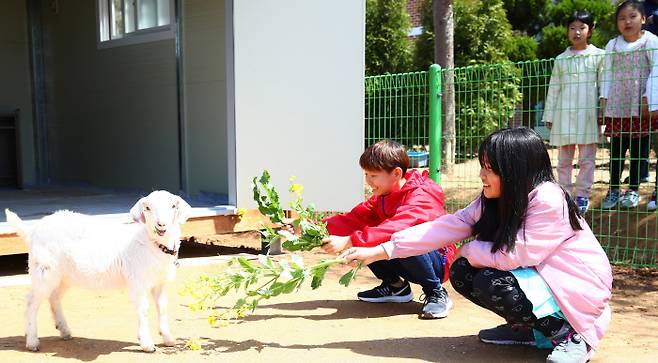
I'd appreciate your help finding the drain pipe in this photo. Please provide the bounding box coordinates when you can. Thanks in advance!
[174,0,189,195]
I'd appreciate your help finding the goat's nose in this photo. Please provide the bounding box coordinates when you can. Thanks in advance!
[157,221,166,228]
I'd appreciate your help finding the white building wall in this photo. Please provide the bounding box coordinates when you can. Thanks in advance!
[232,0,365,211]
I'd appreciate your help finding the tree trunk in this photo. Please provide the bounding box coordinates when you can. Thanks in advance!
[433,0,455,174]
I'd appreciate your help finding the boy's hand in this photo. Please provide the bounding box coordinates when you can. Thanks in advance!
[321,235,352,254]
[341,246,388,266]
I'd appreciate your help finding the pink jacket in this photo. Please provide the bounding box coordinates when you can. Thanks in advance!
[381,182,612,349]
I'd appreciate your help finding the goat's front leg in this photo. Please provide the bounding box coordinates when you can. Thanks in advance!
[129,287,156,352]
[151,284,175,346]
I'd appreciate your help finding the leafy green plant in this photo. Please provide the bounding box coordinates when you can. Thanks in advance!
[183,254,362,323]
[278,176,329,251]
[253,173,330,252]
[183,170,362,323]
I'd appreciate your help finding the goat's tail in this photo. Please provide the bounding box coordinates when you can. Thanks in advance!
[5,209,28,243]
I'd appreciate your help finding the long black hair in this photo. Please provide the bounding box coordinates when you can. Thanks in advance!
[473,127,582,253]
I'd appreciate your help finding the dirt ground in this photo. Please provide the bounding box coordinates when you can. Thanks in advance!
[0,244,656,363]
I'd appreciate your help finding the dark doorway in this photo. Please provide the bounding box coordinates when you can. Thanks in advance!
[0,112,20,188]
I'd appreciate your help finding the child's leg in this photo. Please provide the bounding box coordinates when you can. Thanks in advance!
[575,144,597,198]
[394,250,443,294]
[449,257,490,309]
[557,145,576,195]
[629,136,650,190]
[640,144,650,180]
[450,258,564,336]
[609,136,628,190]
[366,260,403,285]
[654,132,658,189]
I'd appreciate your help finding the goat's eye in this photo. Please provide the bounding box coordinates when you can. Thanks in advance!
[171,204,176,209]
[144,206,151,211]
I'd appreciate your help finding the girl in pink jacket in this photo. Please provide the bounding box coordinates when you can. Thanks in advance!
[342,128,612,363]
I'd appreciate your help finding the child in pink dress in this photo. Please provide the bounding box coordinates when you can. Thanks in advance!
[342,128,612,363]
[600,0,658,209]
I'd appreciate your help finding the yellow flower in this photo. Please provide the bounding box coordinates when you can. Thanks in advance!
[289,183,304,196]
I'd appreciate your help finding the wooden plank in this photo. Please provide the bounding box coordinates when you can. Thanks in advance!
[180,209,275,237]
[0,233,26,255]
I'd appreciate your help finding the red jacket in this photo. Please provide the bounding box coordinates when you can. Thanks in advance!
[326,170,456,278]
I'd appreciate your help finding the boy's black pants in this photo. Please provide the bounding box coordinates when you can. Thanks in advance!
[367,249,444,294]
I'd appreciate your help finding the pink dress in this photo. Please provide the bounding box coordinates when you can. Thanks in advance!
[380,182,612,350]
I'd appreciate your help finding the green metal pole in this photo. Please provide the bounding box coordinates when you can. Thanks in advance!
[429,64,442,183]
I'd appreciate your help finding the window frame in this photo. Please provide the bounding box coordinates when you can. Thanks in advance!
[95,0,175,49]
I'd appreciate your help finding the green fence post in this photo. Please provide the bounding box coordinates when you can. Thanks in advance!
[429,64,442,184]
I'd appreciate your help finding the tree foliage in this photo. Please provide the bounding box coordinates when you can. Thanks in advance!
[502,0,552,35]
[415,0,531,67]
[536,0,616,59]
[365,0,412,75]
[410,0,522,155]
[508,34,539,62]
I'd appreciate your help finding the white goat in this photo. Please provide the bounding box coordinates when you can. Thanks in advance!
[5,190,191,352]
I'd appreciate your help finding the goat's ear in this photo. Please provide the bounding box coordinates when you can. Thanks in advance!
[130,198,146,224]
[175,196,192,224]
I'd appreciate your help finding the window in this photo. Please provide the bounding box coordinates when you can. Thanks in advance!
[97,0,174,47]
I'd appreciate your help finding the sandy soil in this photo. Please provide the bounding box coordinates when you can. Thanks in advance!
[0,246,656,363]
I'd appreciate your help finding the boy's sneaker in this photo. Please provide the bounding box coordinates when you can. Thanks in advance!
[648,190,657,211]
[601,189,620,209]
[619,190,640,209]
[546,323,590,363]
[357,281,413,303]
[419,287,453,319]
[575,197,589,215]
[478,324,536,346]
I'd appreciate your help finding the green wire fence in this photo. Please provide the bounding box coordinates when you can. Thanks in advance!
[365,55,658,268]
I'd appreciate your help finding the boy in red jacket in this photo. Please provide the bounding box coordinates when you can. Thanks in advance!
[323,140,456,319]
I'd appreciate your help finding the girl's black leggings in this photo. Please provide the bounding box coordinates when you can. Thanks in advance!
[449,257,565,338]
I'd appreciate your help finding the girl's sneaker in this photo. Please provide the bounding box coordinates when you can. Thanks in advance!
[478,324,536,346]
[602,189,620,209]
[546,323,590,363]
[575,197,589,215]
[648,190,657,211]
[619,190,640,209]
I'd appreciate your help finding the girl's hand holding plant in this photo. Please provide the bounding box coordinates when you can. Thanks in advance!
[341,245,389,266]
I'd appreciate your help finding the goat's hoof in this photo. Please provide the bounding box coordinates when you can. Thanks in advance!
[161,333,175,346]
[26,342,40,352]
[141,344,156,353]
[61,334,73,341]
